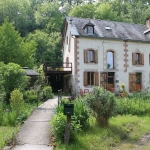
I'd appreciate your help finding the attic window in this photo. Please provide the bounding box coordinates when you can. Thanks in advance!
[83,20,95,35]
[105,27,111,30]
[87,26,94,35]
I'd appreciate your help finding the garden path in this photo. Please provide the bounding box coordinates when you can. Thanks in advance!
[9,97,58,150]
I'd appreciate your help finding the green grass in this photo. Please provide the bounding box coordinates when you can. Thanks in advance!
[0,102,40,149]
[0,126,19,149]
[55,115,150,150]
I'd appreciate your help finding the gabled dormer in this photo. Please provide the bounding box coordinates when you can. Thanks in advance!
[83,20,95,35]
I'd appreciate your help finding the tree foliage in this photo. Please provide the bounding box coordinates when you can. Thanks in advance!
[27,30,62,65]
[0,18,36,68]
[69,4,95,18]
[95,3,118,21]
[0,0,149,69]
[10,89,25,114]
[0,62,29,104]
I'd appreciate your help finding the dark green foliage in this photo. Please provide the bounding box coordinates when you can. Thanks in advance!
[0,18,36,68]
[51,112,81,142]
[84,87,117,127]
[0,63,29,104]
[42,86,54,100]
[0,101,37,126]
[24,90,38,103]
[56,98,90,129]
[51,97,89,142]
[10,89,25,115]
[116,92,150,116]
[73,97,90,129]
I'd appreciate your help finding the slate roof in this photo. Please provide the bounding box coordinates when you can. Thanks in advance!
[66,16,150,42]
[22,67,39,76]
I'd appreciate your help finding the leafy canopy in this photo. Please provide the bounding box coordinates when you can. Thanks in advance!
[0,18,36,68]
[0,62,29,104]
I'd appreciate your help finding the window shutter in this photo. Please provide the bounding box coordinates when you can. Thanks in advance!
[132,53,136,65]
[94,50,98,63]
[95,72,99,86]
[140,53,144,65]
[84,50,88,63]
[84,72,88,86]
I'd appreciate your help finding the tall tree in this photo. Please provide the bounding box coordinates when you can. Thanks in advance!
[0,18,36,68]
[95,2,119,21]
[27,30,62,65]
[35,2,64,33]
[0,62,29,104]
[0,0,36,36]
[68,4,95,18]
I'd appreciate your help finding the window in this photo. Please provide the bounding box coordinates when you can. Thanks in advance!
[83,21,95,35]
[84,49,98,63]
[84,72,99,86]
[107,51,114,69]
[88,72,94,85]
[87,26,94,35]
[88,50,94,62]
[132,53,144,65]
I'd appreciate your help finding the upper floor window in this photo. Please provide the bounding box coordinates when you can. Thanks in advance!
[84,49,98,63]
[132,52,144,65]
[107,51,114,69]
[87,26,94,35]
[83,20,95,35]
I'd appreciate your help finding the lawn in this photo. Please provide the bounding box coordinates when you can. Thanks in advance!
[0,126,19,149]
[52,90,150,150]
[0,102,39,149]
[54,115,150,150]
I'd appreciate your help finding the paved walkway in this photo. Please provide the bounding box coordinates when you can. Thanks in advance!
[9,97,58,150]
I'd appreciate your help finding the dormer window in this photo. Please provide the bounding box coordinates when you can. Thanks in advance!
[87,26,94,35]
[83,20,95,35]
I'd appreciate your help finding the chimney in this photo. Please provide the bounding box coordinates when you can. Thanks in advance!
[146,18,150,28]
[70,18,72,24]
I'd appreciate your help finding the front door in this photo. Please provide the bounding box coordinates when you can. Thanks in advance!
[129,73,141,92]
[100,72,115,92]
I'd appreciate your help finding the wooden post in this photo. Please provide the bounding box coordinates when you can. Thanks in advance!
[64,115,71,144]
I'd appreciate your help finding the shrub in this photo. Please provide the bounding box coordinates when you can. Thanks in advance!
[42,86,54,101]
[56,97,90,129]
[51,112,81,142]
[0,63,29,104]
[10,89,25,115]
[116,97,150,115]
[84,87,117,127]
[73,97,90,129]
[2,110,17,126]
[24,89,37,103]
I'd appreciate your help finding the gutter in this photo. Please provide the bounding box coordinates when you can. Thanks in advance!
[72,35,150,44]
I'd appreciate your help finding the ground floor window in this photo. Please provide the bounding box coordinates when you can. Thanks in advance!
[129,72,141,92]
[84,72,99,86]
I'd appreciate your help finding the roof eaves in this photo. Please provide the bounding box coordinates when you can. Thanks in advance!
[72,35,150,43]
[143,29,150,34]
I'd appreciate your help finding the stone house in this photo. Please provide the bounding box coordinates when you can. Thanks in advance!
[62,16,150,95]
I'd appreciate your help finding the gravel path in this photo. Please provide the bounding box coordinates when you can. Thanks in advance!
[131,131,150,150]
